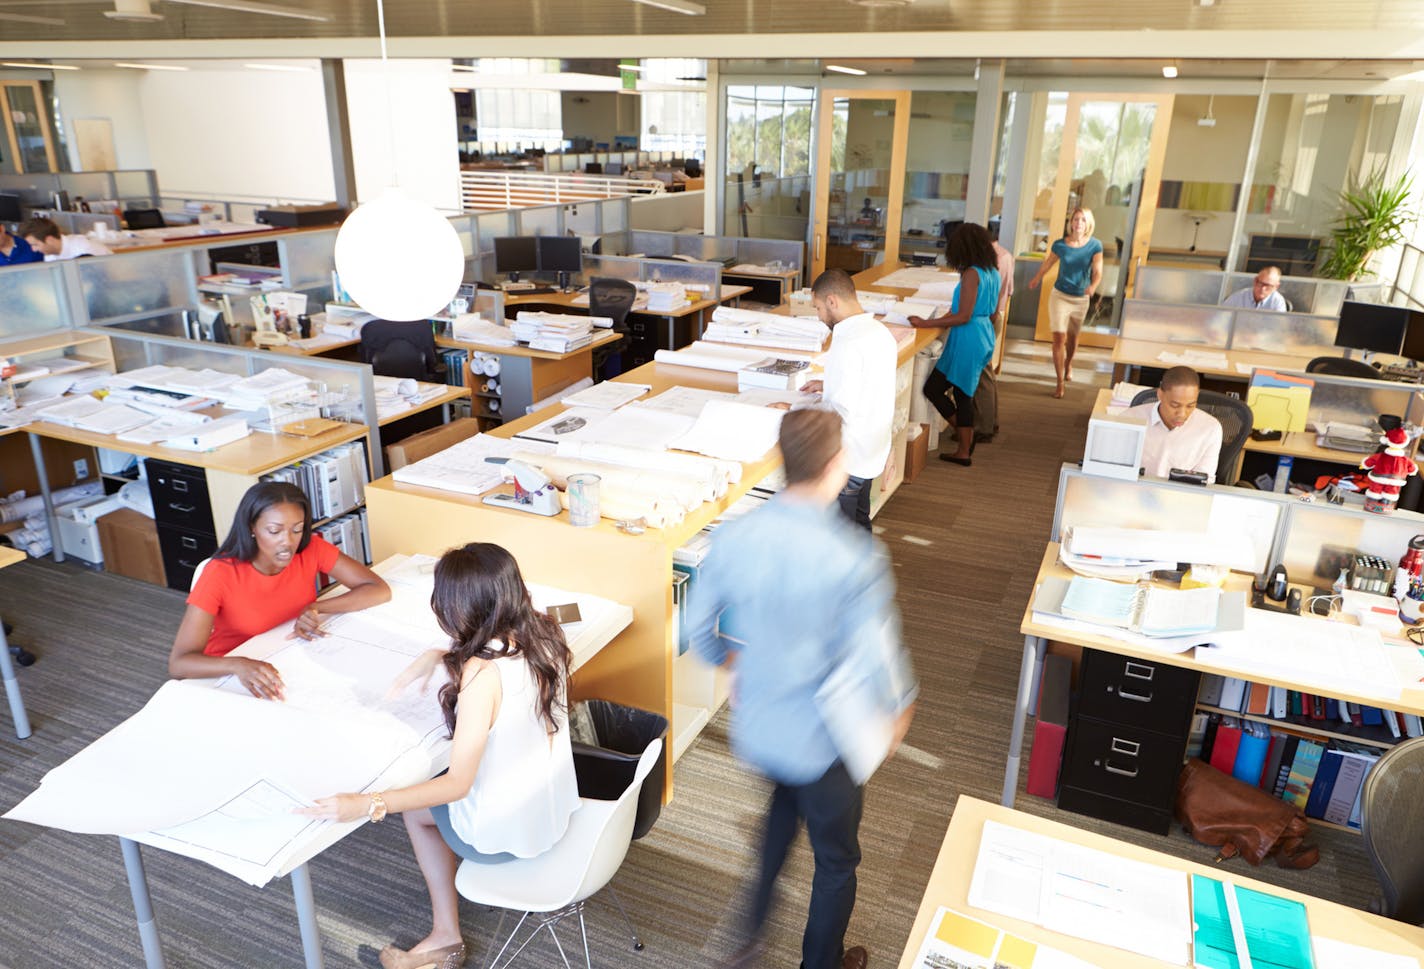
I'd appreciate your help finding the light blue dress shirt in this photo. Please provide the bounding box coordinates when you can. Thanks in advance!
[688,495,916,785]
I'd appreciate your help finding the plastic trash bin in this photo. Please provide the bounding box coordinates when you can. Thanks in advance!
[571,699,669,841]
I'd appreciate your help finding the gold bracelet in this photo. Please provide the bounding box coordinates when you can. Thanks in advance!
[367,792,388,823]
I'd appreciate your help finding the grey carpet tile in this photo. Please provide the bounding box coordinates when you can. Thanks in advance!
[0,342,1390,968]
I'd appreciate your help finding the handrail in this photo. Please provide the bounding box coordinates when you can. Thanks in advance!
[459,170,662,212]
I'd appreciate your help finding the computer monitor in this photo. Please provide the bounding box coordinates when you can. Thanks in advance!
[493,236,538,282]
[0,193,20,224]
[537,235,583,290]
[1335,300,1409,356]
[1398,308,1424,362]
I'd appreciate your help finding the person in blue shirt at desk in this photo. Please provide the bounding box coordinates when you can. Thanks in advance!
[689,408,917,969]
[0,223,41,266]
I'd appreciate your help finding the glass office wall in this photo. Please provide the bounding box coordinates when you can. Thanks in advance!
[641,59,707,158]
[723,84,815,240]
[901,91,977,264]
[1153,94,1260,267]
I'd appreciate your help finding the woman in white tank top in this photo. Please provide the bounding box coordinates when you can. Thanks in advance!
[304,543,578,969]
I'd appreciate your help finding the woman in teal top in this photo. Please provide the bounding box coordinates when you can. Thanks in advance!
[908,223,1001,466]
[1028,207,1103,398]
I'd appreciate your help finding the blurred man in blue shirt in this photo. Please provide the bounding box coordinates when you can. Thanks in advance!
[691,407,917,969]
[0,223,41,266]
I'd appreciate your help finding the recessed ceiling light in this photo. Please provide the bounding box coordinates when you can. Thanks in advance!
[1,62,80,71]
[826,64,869,76]
[619,64,645,72]
[849,0,914,8]
[244,63,313,72]
[1162,65,1179,78]
[114,62,190,71]
[628,0,705,14]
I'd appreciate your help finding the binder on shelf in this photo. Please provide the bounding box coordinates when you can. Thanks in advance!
[1303,750,1344,820]
[1282,739,1325,808]
[1209,719,1243,775]
[1232,724,1272,787]
[1026,655,1072,799]
[1271,734,1301,799]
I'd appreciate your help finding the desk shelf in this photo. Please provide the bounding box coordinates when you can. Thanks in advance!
[1196,703,1401,751]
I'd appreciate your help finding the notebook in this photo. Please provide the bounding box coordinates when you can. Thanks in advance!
[1060,576,1222,637]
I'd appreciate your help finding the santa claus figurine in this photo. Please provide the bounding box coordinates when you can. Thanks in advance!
[1361,426,1418,514]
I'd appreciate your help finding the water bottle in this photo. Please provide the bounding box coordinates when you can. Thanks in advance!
[1273,455,1293,494]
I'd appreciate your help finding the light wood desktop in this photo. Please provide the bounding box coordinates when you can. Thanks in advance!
[376,384,470,428]
[103,221,318,254]
[1112,337,1318,383]
[896,795,1424,969]
[1002,543,1424,810]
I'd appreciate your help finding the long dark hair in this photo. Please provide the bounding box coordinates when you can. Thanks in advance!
[944,222,997,273]
[214,481,312,562]
[432,543,572,737]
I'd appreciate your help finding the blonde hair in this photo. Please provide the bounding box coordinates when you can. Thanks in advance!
[1067,207,1095,241]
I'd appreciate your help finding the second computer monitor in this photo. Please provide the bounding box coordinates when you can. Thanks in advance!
[494,236,539,281]
[537,235,583,290]
[0,193,21,224]
[1336,300,1409,356]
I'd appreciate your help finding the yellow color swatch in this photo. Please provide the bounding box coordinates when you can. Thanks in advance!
[995,934,1040,969]
[934,910,1000,957]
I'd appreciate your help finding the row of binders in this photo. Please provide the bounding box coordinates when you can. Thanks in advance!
[260,442,368,523]
[1191,710,1381,829]
[1201,673,1424,739]
[314,508,371,567]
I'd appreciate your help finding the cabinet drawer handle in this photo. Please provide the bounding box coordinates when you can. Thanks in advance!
[1118,687,1153,703]
[1110,737,1141,757]
[178,558,198,569]
[172,479,189,493]
[180,535,199,550]
[169,503,196,514]
[1123,661,1155,681]
[1104,760,1139,778]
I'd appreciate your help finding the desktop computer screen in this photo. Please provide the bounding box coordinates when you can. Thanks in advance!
[1335,300,1409,356]
[493,236,538,279]
[1398,308,1424,362]
[537,236,583,274]
[0,193,21,224]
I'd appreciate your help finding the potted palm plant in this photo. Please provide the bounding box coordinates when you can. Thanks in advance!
[1319,169,1416,281]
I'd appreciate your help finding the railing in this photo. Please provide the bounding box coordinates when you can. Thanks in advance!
[459,170,662,212]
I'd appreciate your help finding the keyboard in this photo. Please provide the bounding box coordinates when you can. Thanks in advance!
[1379,363,1424,383]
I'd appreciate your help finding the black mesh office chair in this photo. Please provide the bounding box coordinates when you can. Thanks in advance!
[1129,388,1253,485]
[359,319,444,382]
[1361,736,1424,925]
[1305,355,1381,379]
[589,277,638,381]
[123,208,165,229]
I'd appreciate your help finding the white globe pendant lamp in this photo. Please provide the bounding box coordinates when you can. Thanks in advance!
[333,0,464,322]
[335,187,463,321]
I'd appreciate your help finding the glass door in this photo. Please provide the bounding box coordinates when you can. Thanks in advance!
[1035,93,1174,344]
[1,81,57,174]
[812,90,911,278]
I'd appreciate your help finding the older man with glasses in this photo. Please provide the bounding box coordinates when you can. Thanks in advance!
[1222,265,1287,311]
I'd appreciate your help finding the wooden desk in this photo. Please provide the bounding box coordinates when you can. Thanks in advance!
[102,222,322,255]
[897,795,1424,969]
[1003,544,1424,811]
[1112,337,1317,383]
[0,545,31,739]
[376,384,470,428]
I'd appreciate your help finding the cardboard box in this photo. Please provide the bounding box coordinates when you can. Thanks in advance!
[385,417,483,471]
[904,423,929,484]
[97,508,166,586]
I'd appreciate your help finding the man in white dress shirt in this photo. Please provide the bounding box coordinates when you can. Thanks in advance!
[1125,366,1224,483]
[804,269,897,529]
[20,216,112,261]
[1221,266,1287,311]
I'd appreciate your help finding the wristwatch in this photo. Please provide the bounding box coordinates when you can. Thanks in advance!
[367,792,388,823]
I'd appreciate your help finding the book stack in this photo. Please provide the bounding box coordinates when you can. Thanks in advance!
[643,282,689,313]
[260,442,368,521]
[510,311,594,353]
[737,357,811,391]
[703,307,830,353]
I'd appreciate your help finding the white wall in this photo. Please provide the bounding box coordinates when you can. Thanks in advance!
[344,58,461,213]
[51,70,152,172]
[137,62,335,204]
[560,92,639,148]
[1154,94,1259,251]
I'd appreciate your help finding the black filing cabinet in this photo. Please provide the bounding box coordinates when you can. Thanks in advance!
[1057,648,1200,835]
[147,458,218,592]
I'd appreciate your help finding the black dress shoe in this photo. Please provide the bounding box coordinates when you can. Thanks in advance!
[940,454,972,466]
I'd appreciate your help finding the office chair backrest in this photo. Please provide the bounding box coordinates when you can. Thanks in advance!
[360,319,439,381]
[124,208,165,230]
[588,277,638,332]
[1128,387,1253,486]
[1361,736,1424,924]
[1305,355,1380,379]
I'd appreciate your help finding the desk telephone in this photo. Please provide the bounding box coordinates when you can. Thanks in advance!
[1252,563,1302,615]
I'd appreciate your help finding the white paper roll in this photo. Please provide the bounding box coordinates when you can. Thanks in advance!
[482,356,501,377]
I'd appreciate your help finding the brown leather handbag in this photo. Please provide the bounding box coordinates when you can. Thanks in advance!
[1173,758,1319,869]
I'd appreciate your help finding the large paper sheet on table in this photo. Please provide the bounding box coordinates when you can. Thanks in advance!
[1202,609,1403,700]
[670,399,785,462]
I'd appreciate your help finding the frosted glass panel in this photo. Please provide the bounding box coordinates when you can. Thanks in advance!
[582,254,640,283]
[1135,267,1225,305]
[1118,300,1232,346]
[475,212,514,252]
[78,250,192,322]
[1230,310,1337,354]
[113,170,156,200]
[280,230,337,287]
[518,206,559,236]
[0,262,66,338]
[564,204,598,236]
[601,199,629,233]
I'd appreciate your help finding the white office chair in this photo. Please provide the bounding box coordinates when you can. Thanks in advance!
[454,737,661,969]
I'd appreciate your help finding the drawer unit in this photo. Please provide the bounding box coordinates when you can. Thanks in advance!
[1058,647,1200,836]
[146,459,215,533]
[157,524,218,592]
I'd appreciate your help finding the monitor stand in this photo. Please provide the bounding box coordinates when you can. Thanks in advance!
[557,270,570,292]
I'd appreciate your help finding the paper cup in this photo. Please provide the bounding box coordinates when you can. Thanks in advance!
[567,473,601,527]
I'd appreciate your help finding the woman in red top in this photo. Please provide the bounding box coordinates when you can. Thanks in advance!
[168,481,390,699]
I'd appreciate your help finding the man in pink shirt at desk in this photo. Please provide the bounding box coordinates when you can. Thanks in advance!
[1124,366,1224,483]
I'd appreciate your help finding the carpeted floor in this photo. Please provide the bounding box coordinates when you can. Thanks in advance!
[0,342,1384,968]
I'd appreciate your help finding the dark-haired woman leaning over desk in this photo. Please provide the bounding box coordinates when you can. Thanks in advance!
[167,480,390,699]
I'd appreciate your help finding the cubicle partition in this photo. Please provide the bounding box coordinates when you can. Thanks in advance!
[1135,265,1355,317]
[626,229,805,282]
[1118,298,1342,359]
[581,252,722,297]
[0,170,160,213]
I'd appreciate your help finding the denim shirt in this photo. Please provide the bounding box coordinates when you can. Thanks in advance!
[688,494,916,785]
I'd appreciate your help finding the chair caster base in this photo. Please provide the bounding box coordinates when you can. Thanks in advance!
[633,941,645,952]
[10,645,35,667]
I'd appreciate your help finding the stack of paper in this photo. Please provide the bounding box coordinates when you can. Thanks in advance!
[392,433,555,497]
[1066,525,1257,573]
[703,307,829,353]
[644,282,689,312]
[373,376,445,420]
[1109,381,1152,411]
[450,314,517,347]
[655,340,809,374]
[559,381,652,410]
[220,368,312,411]
[511,311,593,352]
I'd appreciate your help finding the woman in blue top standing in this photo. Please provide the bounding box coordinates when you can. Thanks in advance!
[1028,207,1103,399]
[908,223,1000,467]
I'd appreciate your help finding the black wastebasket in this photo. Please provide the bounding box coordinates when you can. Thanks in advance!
[571,699,669,841]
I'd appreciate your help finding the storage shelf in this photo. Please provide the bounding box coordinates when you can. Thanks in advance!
[1196,703,1402,751]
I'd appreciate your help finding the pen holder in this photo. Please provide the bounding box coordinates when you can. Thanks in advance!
[567,473,601,528]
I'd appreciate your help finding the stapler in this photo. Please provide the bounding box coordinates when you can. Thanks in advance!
[481,458,562,516]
